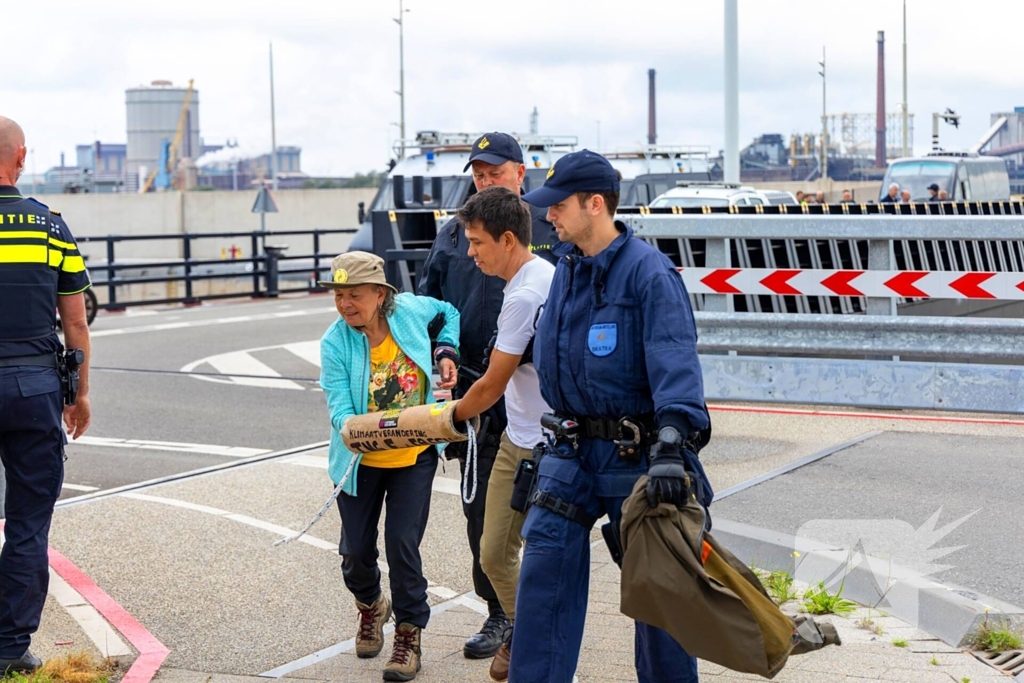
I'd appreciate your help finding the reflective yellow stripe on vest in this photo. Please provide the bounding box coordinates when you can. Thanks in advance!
[61,254,85,273]
[0,243,70,269]
[0,230,48,241]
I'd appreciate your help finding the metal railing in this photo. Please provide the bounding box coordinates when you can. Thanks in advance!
[616,213,1024,413]
[78,228,356,309]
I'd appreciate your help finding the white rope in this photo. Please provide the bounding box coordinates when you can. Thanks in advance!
[274,454,358,546]
[461,421,478,504]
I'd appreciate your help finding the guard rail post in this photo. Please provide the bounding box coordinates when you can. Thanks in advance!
[105,238,124,311]
[251,233,261,296]
[312,230,325,291]
[264,245,289,298]
[866,238,897,316]
[182,234,198,305]
[704,234,734,313]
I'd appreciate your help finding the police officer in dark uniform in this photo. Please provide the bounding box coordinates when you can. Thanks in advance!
[418,132,558,659]
[511,150,712,683]
[0,116,92,675]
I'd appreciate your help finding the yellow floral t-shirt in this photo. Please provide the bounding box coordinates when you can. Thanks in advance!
[362,333,428,468]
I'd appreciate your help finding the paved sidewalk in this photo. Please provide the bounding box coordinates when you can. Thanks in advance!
[142,546,1008,683]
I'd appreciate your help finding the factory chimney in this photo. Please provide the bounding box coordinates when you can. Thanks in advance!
[875,31,886,168]
[648,68,657,145]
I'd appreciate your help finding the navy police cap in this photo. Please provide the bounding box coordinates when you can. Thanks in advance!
[521,149,619,207]
[464,132,525,171]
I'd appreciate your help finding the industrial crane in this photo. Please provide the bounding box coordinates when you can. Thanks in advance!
[139,78,195,193]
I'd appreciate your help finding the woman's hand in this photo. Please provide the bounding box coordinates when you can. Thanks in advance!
[437,358,458,390]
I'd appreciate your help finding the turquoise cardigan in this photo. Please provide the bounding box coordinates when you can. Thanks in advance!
[319,292,460,495]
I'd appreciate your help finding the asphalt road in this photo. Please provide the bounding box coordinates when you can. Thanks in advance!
[712,430,1024,609]
[60,294,338,499]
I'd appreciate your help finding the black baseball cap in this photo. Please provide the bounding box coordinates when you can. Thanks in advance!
[521,149,619,207]
[463,132,524,171]
[927,183,940,192]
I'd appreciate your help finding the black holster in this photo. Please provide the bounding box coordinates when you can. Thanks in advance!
[510,442,546,513]
[59,348,84,406]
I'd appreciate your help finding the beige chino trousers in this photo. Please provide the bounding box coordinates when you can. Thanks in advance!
[479,431,533,621]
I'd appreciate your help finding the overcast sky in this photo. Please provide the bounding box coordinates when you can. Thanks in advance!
[4,1,1021,177]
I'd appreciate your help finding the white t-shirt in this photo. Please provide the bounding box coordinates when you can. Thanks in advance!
[495,256,555,449]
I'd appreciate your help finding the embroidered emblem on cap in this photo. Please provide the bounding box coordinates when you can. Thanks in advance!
[334,269,349,284]
[478,137,490,149]
[546,164,556,180]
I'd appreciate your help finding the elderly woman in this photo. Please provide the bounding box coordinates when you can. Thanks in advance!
[319,251,459,682]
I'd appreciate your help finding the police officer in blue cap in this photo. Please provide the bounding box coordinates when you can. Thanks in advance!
[418,132,559,660]
[510,149,712,682]
[0,116,92,675]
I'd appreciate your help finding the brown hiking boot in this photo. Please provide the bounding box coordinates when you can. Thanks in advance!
[383,623,422,681]
[355,593,393,659]
[488,641,510,682]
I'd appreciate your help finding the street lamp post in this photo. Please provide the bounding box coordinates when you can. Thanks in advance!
[819,47,828,189]
[394,0,409,159]
[269,42,278,191]
[723,0,739,183]
[902,0,909,158]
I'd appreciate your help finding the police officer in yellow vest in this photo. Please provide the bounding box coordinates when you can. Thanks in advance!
[0,116,92,675]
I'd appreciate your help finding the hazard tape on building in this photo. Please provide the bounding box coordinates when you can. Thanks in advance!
[680,268,1024,300]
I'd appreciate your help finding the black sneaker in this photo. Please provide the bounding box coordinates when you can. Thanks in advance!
[0,650,42,675]
[463,613,512,659]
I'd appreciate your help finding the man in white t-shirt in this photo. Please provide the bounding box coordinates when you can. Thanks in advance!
[452,186,554,682]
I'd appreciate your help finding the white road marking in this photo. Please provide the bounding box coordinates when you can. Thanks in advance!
[122,309,159,317]
[47,569,133,657]
[282,341,322,368]
[180,340,323,390]
[92,307,336,338]
[61,483,99,492]
[201,351,304,390]
[74,436,270,458]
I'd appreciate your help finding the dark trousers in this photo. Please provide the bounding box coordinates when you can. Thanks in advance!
[337,448,436,629]
[459,447,499,607]
[511,437,698,683]
[0,367,65,658]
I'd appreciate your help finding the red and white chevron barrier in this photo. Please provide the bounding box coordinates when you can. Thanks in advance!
[681,268,1024,300]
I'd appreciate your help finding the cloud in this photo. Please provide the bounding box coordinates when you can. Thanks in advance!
[4,0,1022,176]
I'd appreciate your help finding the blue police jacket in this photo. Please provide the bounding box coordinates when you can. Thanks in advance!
[534,222,709,435]
[0,187,91,358]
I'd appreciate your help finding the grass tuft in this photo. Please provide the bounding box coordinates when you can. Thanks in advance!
[801,581,858,617]
[892,638,908,648]
[2,651,112,683]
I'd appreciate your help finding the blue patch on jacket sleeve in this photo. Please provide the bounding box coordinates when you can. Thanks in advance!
[588,323,617,356]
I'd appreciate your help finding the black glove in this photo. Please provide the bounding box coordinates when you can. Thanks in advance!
[646,427,692,508]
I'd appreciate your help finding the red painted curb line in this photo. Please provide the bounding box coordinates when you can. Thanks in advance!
[47,548,169,683]
[708,403,1024,427]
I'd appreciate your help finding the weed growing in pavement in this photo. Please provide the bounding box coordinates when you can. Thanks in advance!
[968,617,1023,653]
[930,656,940,665]
[801,581,857,617]
[856,615,885,635]
[763,570,799,606]
[892,638,909,648]
[1,651,112,683]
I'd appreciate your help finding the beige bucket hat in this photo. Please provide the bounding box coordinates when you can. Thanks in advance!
[318,251,397,293]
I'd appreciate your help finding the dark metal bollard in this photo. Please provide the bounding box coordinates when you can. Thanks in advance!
[264,244,289,298]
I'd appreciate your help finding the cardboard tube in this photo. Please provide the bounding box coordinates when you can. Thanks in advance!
[342,400,478,454]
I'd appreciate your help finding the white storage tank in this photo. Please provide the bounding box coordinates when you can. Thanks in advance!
[126,80,200,190]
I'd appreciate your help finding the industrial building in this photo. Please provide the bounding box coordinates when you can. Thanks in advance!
[21,79,302,194]
[126,81,201,192]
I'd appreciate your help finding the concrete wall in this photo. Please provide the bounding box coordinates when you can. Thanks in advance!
[35,188,377,261]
